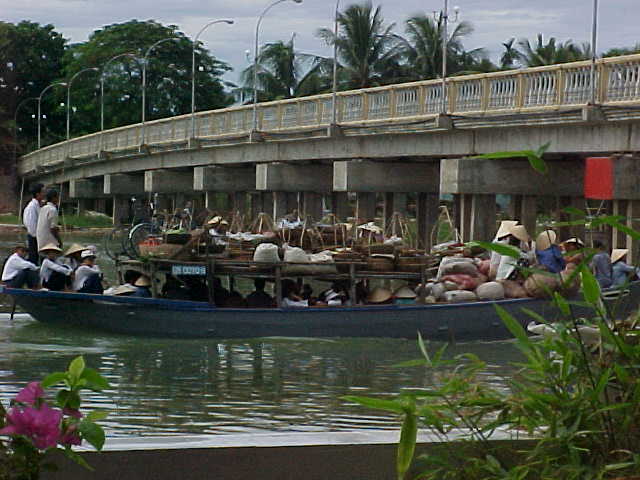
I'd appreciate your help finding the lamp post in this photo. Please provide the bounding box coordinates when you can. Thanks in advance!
[590,0,599,104]
[38,82,67,149]
[252,0,303,135]
[142,37,180,145]
[439,1,459,114]
[331,0,340,127]
[191,19,234,139]
[67,68,99,140]
[100,52,138,133]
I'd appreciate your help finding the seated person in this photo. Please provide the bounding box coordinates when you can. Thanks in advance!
[535,230,565,274]
[39,243,72,291]
[63,243,85,271]
[132,275,152,298]
[281,279,308,308]
[73,250,103,294]
[1,245,39,289]
[562,237,585,265]
[366,287,393,305]
[591,240,613,289]
[320,281,350,306]
[104,270,140,296]
[211,277,230,306]
[226,290,247,308]
[246,279,274,308]
[161,275,192,300]
[611,249,640,287]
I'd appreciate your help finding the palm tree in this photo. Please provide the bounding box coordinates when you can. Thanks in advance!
[241,35,331,102]
[397,13,474,81]
[317,1,402,89]
[500,38,518,69]
[517,34,589,67]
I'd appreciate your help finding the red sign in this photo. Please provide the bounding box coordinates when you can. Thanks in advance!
[584,157,614,200]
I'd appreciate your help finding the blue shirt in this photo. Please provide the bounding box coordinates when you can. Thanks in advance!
[591,252,613,289]
[536,245,566,274]
[612,261,639,287]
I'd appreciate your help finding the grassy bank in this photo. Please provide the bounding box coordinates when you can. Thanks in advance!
[0,213,112,229]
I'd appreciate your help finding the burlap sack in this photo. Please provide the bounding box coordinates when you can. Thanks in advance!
[501,280,529,299]
[253,243,281,263]
[524,273,560,299]
[442,274,479,291]
[444,290,478,303]
[476,281,505,300]
[437,257,478,279]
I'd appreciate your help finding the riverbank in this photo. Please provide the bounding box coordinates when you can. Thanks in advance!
[0,212,113,230]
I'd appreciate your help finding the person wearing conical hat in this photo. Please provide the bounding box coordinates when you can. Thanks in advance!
[561,237,585,265]
[495,224,532,281]
[64,243,85,271]
[394,286,417,305]
[611,249,640,287]
[535,230,565,274]
[489,221,520,279]
[39,243,72,291]
[366,287,393,305]
[132,275,152,298]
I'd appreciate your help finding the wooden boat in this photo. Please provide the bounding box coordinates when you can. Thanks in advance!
[2,279,639,341]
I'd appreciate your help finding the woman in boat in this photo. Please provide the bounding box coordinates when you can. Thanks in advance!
[281,279,309,308]
[132,275,152,298]
[39,243,72,291]
[73,250,103,294]
[562,237,585,265]
[1,245,39,289]
[489,221,519,279]
[495,225,531,281]
[611,249,640,287]
[63,243,85,271]
[590,240,613,289]
[535,230,565,274]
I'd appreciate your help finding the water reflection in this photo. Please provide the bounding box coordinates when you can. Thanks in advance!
[0,313,521,437]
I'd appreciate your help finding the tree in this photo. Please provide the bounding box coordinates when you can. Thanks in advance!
[240,34,332,102]
[517,34,589,67]
[500,38,518,69]
[63,20,232,135]
[317,1,402,89]
[603,44,640,57]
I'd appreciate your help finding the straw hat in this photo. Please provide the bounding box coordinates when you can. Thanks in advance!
[207,216,222,225]
[367,287,392,304]
[495,220,519,240]
[112,285,136,296]
[563,237,585,247]
[394,286,417,299]
[80,249,96,259]
[134,275,151,287]
[612,249,628,263]
[536,230,557,251]
[509,225,530,243]
[39,243,62,253]
[64,243,85,256]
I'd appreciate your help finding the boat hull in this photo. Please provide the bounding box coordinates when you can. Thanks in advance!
[4,284,639,340]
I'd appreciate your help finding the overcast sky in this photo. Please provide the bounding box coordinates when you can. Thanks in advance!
[3,0,638,85]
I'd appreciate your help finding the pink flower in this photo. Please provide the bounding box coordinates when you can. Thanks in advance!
[59,424,81,447]
[15,382,44,406]
[0,403,62,450]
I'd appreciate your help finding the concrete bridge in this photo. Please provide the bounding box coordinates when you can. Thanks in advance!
[17,54,640,254]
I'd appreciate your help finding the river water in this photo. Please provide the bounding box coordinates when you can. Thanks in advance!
[0,232,522,438]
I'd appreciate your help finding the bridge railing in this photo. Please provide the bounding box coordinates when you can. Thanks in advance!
[19,54,640,175]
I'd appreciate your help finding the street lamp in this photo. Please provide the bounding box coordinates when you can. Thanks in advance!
[191,19,234,139]
[67,67,99,140]
[590,0,599,104]
[439,1,460,114]
[331,0,340,127]
[142,37,180,145]
[252,0,303,135]
[38,82,67,149]
[100,52,138,133]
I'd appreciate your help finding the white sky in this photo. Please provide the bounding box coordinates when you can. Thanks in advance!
[2,0,638,85]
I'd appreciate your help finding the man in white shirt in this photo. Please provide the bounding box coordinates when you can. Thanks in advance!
[1,245,39,289]
[22,183,44,265]
[36,189,62,251]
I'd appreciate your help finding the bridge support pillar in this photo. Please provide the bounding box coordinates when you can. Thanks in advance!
[272,192,299,221]
[256,163,332,193]
[104,174,144,196]
[112,196,130,226]
[612,200,628,249]
[417,193,440,251]
[383,193,408,231]
[302,192,323,221]
[331,192,351,221]
[250,192,269,220]
[355,193,377,223]
[194,166,255,193]
[230,192,246,216]
[556,197,586,242]
[145,170,193,194]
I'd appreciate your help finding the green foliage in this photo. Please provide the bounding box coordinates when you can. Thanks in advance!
[472,142,550,174]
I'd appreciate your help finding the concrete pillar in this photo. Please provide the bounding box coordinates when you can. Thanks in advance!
[112,196,130,226]
[250,192,269,219]
[626,200,640,264]
[302,192,323,220]
[612,200,628,248]
[519,196,538,241]
[332,192,351,221]
[95,198,107,215]
[469,194,497,243]
[76,199,93,215]
[508,195,523,220]
[104,174,144,196]
[272,192,298,220]
[355,193,377,222]
[383,193,394,230]
[455,195,472,243]
[417,193,440,251]
[145,170,192,194]
[230,192,246,215]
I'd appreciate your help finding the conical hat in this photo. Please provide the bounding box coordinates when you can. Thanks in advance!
[39,243,61,253]
[536,230,557,251]
[367,287,392,304]
[509,225,530,243]
[562,237,585,247]
[64,243,85,256]
[112,285,136,296]
[612,249,628,263]
[134,275,151,287]
[495,220,519,240]
[394,286,417,299]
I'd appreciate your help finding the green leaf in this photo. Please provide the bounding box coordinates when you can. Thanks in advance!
[342,396,405,414]
[562,206,585,218]
[525,152,548,175]
[470,241,520,259]
[553,292,571,317]
[41,372,67,389]
[397,412,417,480]
[535,141,551,158]
[86,410,109,422]
[580,267,601,305]
[79,420,105,451]
[393,359,428,368]
[80,368,110,391]
[68,356,85,384]
[417,332,431,365]
[57,389,81,410]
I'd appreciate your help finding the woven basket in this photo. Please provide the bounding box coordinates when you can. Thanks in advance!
[366,256,395,272]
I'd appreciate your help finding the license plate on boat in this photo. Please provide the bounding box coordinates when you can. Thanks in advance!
[171,265,207,276]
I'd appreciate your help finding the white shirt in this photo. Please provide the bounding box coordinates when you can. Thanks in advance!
[36,203,59,248]
[40,258,72,284]
[73,264,101,291]
[282,297,309,308]
[2,253,38,281]
[23,199,41,237]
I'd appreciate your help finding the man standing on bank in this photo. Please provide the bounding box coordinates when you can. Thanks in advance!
[22,183,44,265]
[36,189,62,252]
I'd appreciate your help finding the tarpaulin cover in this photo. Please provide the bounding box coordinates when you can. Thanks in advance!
[584,157,614,200]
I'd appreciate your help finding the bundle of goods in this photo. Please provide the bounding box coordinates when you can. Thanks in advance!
[384,212,415,249]
[365,254,395,272]
[396,249,438,273]
[330,249,365,273]
[431,241,466,257]
[282,246,337,275]
[316,214,350,250]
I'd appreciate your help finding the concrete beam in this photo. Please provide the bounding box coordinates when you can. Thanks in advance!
[440,158,583,196]
[104,174,144,196]
[334,161,439,193]
[194,166,255,192]
[145,170,193,194]
[256,164,332,193]
[69,179,105,199]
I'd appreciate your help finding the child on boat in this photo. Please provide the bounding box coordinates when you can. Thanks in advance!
[39,243,72,291]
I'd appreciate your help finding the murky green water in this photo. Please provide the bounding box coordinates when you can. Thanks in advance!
[0,232,523,438]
